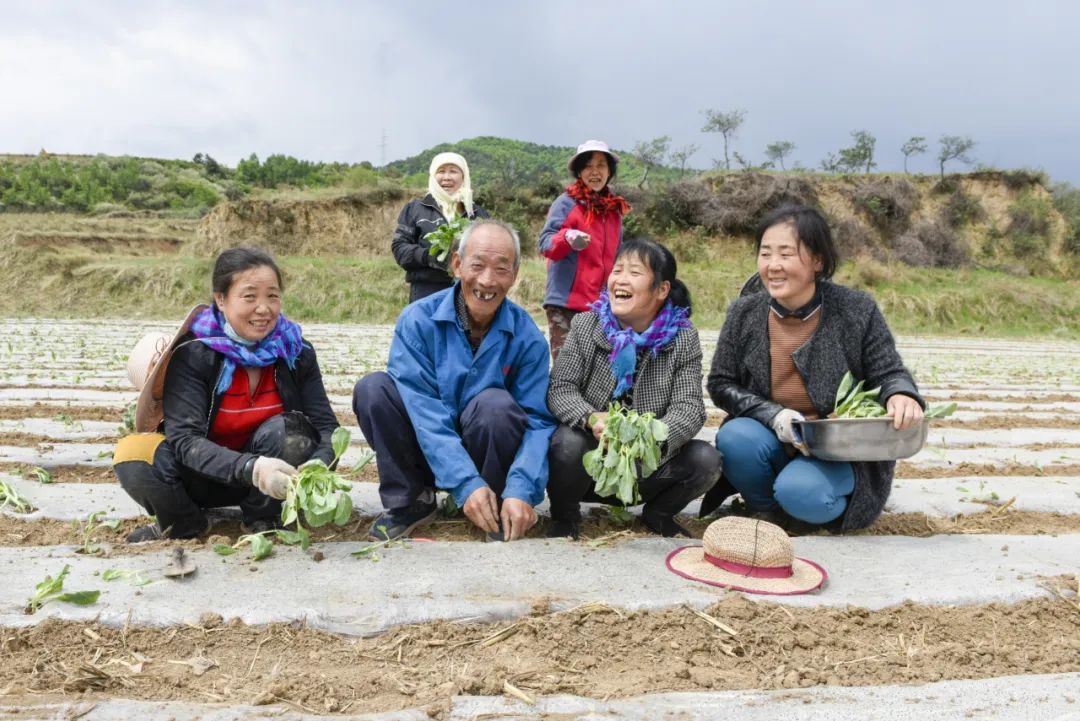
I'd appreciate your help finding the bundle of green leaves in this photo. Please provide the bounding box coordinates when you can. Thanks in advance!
[26,565,99,614]
[582,402,669,506]
[832,372,957,419]
[424,217,471,264]
[215,427,372,561]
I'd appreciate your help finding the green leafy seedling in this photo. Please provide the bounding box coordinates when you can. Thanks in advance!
[603,505,636,526]
[215,532,276,561]
[102,568,151,586]
[582,402,669,506]
[351,524,408,562]
[925,402,958,419]
[423,217,471,265]
[75,511,122,555]
[30,466,53,484]
[26,565,100,614]
[281,427,365,533]
[0,480,35,514]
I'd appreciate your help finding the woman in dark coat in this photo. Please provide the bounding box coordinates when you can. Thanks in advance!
[705,205,924,531]
[546,237,720,539]
[391,152,489,302]
[114,247,340,542]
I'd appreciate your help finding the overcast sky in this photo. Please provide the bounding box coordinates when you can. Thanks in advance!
[3,0,1077,182]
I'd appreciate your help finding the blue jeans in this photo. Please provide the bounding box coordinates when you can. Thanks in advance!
[714,417,854,525]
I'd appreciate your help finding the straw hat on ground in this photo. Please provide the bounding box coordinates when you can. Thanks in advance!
[128,304,208,433]
[666,516,826,595]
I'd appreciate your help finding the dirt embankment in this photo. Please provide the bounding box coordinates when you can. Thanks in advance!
[193,189,407,257]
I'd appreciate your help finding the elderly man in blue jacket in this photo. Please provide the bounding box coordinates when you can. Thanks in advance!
[354,219,556,541]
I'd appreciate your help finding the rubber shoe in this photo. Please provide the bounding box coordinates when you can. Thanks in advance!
[641,510,692,538]
[367,501,437,541]
[241,518,284,535]
[126,523,163,543]
[545,519,580,540]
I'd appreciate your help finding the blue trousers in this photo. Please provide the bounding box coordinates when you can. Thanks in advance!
[353,372,527,511]
[714,417,854,525]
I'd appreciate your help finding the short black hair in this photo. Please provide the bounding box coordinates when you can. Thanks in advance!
[211,246,283,296]
[613,236,692,315]
[570,151,618,182]
[754,205,839,280]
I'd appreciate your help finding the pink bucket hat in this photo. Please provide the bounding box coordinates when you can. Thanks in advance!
[666,516,827,596]
[567,139,619,173]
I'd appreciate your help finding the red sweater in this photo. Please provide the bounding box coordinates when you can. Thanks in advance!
[208,368,284,450]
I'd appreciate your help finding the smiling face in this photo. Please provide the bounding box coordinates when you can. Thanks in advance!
[452,224,518,330]
[578,152,611,192]
[608,251,670,333]
[213,265,282,343]
[434,163,464,194]
[757,221,823,310]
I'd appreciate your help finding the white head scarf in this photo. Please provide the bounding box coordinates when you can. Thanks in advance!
[427,152,474,221]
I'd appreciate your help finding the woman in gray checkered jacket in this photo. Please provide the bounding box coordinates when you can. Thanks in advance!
[545,237,722,539]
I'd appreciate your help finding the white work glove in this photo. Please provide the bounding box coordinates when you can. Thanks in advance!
[770,409,810,455]
[566,229,591,251]
[252,456,296,500]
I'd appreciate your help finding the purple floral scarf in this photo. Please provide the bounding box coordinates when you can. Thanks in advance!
[190,306,304,394]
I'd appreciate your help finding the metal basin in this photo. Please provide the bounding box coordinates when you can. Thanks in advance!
[792,418,928,462]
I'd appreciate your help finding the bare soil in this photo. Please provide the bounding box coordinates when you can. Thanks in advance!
[933,415,1079,430]
[0,465,118,484]
[0,432,115,447]
[1,594,1077,715]
[3,508,1077,553]
[896,462,1080,479]
[923,393,1080,404]
[0,405,125,422]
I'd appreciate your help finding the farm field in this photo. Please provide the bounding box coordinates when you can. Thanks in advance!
[1,319,1078,719]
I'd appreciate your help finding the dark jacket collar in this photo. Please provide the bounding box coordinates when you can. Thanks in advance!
[769,286,822,320]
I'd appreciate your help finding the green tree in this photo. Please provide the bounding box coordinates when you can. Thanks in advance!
[701,108,746,171]
[668,144,699,178]
[900,136,927,174]
[631,136,671,188]
[764,141,796,170]
[838,130,877,174]
[938,135,976,179]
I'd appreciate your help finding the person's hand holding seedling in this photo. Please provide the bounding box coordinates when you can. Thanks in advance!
[588,411,608,441]
[252,457,296,499]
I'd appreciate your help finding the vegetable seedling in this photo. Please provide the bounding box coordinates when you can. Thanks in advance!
[0,480,35,514]
[351,524,408,562]
[423,217,471,265]
[26,565,100,614]
[832,372,958,419]
[582,402,669,506]
[75,511,122,555]
[281,427,364,533]
[102,568,151,586]
[29,466,53,484]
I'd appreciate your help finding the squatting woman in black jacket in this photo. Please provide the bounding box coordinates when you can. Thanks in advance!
[114,247,339,542]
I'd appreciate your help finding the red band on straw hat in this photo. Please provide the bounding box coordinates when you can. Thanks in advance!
[704,552,794,579]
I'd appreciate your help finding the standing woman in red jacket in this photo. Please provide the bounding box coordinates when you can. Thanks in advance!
[539,140,629,361]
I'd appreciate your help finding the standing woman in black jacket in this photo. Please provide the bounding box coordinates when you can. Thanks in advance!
[114,247,340,542]
[705,206,924,531]
[391,152,489,302]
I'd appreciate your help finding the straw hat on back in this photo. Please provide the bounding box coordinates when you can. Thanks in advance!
[127,304,208,433]
[666,516,826,595]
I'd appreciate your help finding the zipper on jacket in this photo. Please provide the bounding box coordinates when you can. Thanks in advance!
[206,364,226,429]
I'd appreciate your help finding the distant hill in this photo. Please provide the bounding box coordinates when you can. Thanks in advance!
[383,136,684,189]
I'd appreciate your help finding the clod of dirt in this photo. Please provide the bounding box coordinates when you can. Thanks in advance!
[162,547,196,578]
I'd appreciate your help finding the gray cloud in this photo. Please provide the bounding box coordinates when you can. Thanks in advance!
[1,0,1077,182]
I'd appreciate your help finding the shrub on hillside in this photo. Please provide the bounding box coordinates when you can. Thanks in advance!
[707,173,820,235]
[1007,192,1054,260]
[832,218,876,260]
[898,220,970,268]
[941,188,986,227]
[851,178,918,235]
[1050,182,1080,256]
